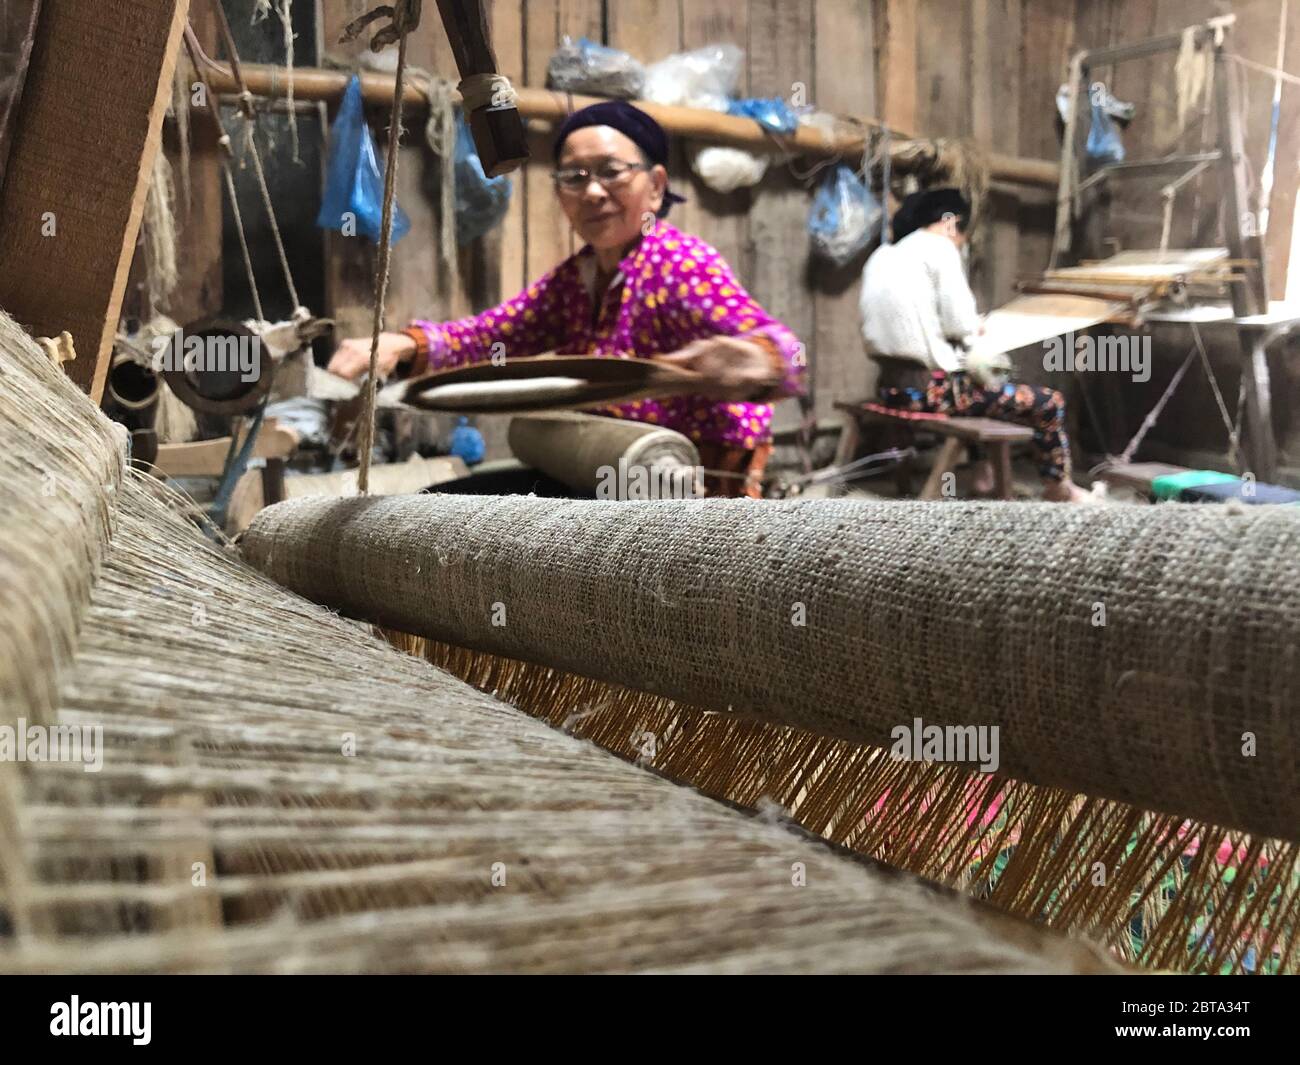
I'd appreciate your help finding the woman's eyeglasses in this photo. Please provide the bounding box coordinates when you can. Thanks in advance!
[552,159,647,194]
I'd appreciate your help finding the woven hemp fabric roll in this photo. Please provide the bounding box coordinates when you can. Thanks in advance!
[243,492,1300,846]
[507,411,702,497]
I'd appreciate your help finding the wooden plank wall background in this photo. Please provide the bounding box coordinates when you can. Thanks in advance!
[167,2,1296,473]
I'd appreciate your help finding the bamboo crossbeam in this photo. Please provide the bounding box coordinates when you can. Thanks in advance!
[195,58,1060,189]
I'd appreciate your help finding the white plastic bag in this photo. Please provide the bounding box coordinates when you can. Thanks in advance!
[642,44,743,111]
[642,44,767,194]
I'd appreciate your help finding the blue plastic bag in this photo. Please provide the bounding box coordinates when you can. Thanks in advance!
[448,416,485,465]
[1085,85,1125,165]
[808,164,881,267]
[727,97,799,135]
[317,76,411,244]
[454,111,512,246]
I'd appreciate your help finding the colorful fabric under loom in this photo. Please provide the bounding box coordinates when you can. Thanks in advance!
[406,220,805,448]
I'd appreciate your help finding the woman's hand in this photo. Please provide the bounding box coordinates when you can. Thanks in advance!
[655,336,782,401]
[327,331,418,381]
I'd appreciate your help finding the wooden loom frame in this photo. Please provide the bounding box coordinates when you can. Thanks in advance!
[1051,15,1289,481]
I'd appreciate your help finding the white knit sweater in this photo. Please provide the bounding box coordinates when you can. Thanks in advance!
[858,229,980,373]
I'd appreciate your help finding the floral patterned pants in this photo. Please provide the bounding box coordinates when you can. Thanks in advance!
[879,371,1072,482]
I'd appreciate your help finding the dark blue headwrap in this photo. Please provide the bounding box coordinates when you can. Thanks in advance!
[553,100,686,213]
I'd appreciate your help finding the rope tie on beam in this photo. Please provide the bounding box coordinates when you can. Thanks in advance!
[457,73,518,112]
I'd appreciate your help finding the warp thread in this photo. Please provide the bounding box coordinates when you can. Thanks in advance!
[240,493,1300,846]
[404,635,1298,974]
[242,491,1300,972]
[0,310,1116,974]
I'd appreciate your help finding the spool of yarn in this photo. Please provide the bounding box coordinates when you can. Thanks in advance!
[507,412,702,498]
[106,352,160,411]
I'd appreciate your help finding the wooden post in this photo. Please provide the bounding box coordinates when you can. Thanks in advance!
[432,0,527,176]
[0,0,190,402]
[1215,43,1276,480]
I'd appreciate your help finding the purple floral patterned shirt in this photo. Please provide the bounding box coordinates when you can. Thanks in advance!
[408,220,805,448]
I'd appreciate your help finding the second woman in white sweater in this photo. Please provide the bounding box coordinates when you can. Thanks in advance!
[859,188,1090,503]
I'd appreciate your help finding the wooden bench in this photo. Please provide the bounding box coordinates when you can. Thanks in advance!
[1098,461,1300,504]
[1095,462,1189,495]
[834,401,1034,500]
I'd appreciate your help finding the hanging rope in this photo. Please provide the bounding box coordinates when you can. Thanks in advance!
[171,62,193,215]
[183,25,267,322]
[225,165,267,322]
[253,0,300,164]
[240,118,303,313]
[210,0,306,318]
[411,68,459,291]
[1231,52,1300,90]
[344,1,420,495]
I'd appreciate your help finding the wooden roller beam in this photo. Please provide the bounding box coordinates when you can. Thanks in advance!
[195,58,1060,190]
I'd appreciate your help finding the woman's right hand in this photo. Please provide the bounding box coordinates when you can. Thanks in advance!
[327,331,418,381]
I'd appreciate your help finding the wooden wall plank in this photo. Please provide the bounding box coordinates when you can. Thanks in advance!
[746,0,815,433]
[0,0,190,400]
[1261,2,1300,300]
[521,0,571,281]
[677,1,748,273]
[970,0,1023,309]
[916,0,970,140]
[812,0,877,413]
[606,0,679,66]
[879,0,918,135]
[521,0,603,282]
[390,0,473,324]
[490,0,526,300]
[1231,0,1300,300]
[1016,0,1074,281]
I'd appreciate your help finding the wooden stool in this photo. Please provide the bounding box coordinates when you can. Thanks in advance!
[834,402,1034,500]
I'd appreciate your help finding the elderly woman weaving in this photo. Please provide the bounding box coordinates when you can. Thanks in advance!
[329,100,806,498]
